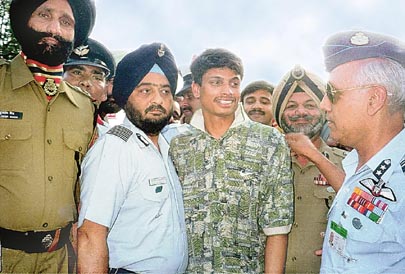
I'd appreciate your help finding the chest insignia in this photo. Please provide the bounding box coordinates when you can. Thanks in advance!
[107,125,133,141]
[314,173,329,186]
[359,159,396,202]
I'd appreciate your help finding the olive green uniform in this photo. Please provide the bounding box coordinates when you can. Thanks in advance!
[0,55,94,273]
[285,141,347,274]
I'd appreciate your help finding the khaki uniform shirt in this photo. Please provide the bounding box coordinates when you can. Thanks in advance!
[285,140,347,273]
[0,55,94,232]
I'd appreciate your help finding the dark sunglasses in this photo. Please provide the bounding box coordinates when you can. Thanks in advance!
[325,82,381,103]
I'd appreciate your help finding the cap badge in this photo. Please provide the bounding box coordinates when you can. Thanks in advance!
[73,44,90,57]
[291,65,305,80]
[350,32,369,46]
[157,44,165,57]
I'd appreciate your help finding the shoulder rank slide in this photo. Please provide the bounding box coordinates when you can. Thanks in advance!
[107,125,133,142]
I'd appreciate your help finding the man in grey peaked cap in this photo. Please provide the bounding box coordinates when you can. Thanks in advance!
[77,43,188,274]
[293,30,405,274]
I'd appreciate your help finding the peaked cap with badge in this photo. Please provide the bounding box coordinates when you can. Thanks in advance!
[323,30,405,72]
[9,0,96,48]
[175,73,192,97]
[113,42,178,108]
[65,38,116,78]
[272,65,326,127]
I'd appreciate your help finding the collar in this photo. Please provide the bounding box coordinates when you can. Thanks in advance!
[190,103,250,133]
[9,55,83,108]
[343,128,405,182]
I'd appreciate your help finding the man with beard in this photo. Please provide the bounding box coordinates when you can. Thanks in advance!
[0,0,95,272]
[272,65,347,274]
[241,80,278,128]
[77,43,188,274]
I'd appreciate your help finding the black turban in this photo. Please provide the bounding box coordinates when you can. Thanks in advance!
[9,0,96,47]
[113,43,178,108]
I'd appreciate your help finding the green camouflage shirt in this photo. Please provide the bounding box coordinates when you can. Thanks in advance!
[169,107,294,273]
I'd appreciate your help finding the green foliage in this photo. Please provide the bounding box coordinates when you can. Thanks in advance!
[0,0,21,60]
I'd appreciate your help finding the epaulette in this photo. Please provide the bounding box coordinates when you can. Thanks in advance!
[65,81,92,99]
[401,159,405,174]
[107,125,133,142]
[331,147,348,158]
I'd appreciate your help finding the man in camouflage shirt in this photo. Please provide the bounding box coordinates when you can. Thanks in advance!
[169,48,294,274]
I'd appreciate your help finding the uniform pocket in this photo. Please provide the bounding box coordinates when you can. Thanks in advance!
[0,122,32,170]
[63,129,90,178]
[140,176,170,202]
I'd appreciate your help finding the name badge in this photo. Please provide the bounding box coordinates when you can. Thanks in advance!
[328,221,347,255]
[149,177,167,193]
[0,111,23,120]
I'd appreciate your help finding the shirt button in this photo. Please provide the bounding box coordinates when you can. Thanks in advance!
[292,256,297,261]
[293,222,298,228]
[297,196,302,200]
[42,223,48,228]
[47,139,52,144]
[78,146,83,152]
[48,176,53,181]
[4,134,11,140]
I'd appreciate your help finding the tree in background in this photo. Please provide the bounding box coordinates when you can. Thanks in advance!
[0,0,21,60]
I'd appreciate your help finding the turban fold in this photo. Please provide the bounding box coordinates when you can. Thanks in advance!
[113,43,178,108]
[10,0,96,47]
[272,65,326,127]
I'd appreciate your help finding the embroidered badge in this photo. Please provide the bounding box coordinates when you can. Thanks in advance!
[43,78,58,96]
[157,44,165,57]
[73,44,90,57]
[359,159,396,202]
[347,187,388,224]
[107,125,133,141]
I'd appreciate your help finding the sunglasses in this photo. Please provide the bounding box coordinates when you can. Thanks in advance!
[325,82,381,103]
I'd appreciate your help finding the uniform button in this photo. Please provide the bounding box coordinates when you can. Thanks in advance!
[48,176,53,181]
[293,222,298,228]
[297,196,302,200]
[47,107,51,112]
[4,134,11,140]
[47,139,52,144]
[292,256,297,261]
[78,146,82,152]
[42,223,48,228]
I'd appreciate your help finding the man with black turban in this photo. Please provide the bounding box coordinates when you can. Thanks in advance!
[77,43,188,273]
[0,0,95,272]
[272,65,347,273]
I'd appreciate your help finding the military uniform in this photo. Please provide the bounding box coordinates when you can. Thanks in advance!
[0,55,94,272]
[285,141,347,274]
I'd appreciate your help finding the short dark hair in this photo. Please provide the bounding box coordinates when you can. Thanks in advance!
[190,48,244,85]
[241,80,274,103]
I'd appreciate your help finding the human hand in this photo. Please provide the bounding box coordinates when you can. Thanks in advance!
[285,133,317,159]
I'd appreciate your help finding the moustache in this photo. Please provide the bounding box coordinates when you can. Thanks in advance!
[145,105,167,114]
[248,109,265,116]
[181,106,192,112]
[288,114,314,122]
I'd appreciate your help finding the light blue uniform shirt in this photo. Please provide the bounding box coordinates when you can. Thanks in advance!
[78,117,188,273]
[321,129,405,274]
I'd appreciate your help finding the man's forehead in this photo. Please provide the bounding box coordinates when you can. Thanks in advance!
[36,0,74,18]
[67,65,105,74]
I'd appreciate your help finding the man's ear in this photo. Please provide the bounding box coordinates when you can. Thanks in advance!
[367,86,387,115]
[192,82,200,99]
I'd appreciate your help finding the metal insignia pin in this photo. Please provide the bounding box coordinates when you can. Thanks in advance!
[157,44,165,57]
[350,32,369,46]
[73,44,90,56]
[352,217,362,230]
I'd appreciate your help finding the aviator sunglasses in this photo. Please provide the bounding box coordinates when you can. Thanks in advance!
[325,82,382,103]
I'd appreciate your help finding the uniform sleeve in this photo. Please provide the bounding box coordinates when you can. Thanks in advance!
[259,134,294,236]
[78,135,135,228]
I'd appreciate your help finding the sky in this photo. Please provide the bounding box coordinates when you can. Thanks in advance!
[90,0,405,88]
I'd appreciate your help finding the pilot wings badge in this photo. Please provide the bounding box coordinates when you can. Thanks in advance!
[359,178,396,202]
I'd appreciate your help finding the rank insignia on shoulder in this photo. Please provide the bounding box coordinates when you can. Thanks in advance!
[107,125,133,142]
[401,159,405,174]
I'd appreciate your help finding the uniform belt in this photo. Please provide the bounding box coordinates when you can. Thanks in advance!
[0,223,72,253]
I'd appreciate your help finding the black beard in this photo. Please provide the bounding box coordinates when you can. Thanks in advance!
[19,27,73,66]
[280,113,325,139]
[124,102,172,135]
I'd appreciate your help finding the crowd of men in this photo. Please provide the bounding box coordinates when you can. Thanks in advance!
[1,0,405,273]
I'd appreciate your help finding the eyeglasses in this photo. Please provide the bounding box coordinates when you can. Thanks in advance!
[325,82,381,103]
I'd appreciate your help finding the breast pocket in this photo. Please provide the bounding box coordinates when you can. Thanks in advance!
[140,176,170,203]
[0,122,32,171]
